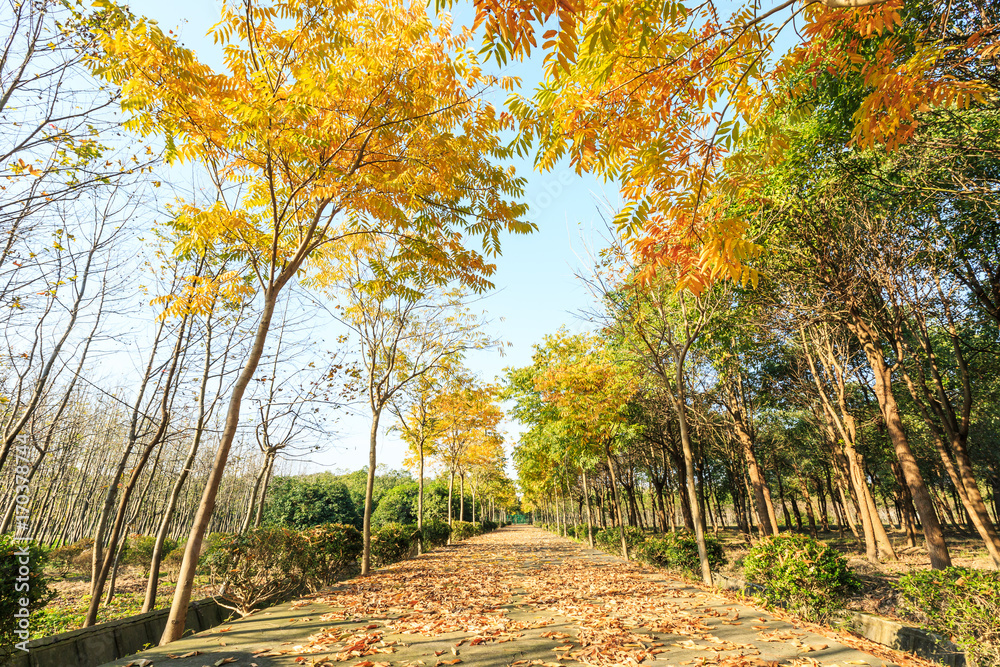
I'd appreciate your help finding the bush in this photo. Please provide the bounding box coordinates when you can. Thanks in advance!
[639,532,726,577]
[450,521,482,541]
[743,534,859,620]
[896,567,1000,667]
[420,519,450,548]
[163,545,186,571]
[372,483,418,527]
[49,537,93,572]
[124,534,178,567]
[301,523,362,591]
[480,519,498,533]
[572,524,591,541]
[595,526,646,553]
[198,532,231,568]
[371,523,416,567]
[204,527,308,616]
[411,482,451,523]
[0,536,53,651]
[263,476,360,529]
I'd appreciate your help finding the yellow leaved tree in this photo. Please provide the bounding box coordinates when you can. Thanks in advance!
[479,0,995,292]
[91,0,529,643]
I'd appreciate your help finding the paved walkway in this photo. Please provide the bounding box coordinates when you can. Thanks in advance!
[105,527,921,667]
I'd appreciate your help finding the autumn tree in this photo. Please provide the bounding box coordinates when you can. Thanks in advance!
[432,375,504,530]
[392,372,444,554]
[512,331,639,556]
[477,0,996,290]
[331,240,501,574]
[93,0,529,641]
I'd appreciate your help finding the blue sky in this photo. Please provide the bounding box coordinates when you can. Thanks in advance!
[125,0,620,473]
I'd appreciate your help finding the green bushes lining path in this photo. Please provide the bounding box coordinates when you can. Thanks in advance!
[547,525,855,621]
[202,519,502,616]
[542,522,1000,661]
[639,533,726,578]
[450,519,497,541]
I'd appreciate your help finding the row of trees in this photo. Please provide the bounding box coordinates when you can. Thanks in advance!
[509,43,1000,581]
[2,0,527,643]
[499,0,998,585]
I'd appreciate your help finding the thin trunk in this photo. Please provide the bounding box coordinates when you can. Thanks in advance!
[160,281,288,644]
[361,409,381,575]
[848,315,951,569]
[606,448,629,560]
[581,466,595,548]
[417,439,424,555]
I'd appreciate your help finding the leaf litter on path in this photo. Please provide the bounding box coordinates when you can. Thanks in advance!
[291,528,933,667]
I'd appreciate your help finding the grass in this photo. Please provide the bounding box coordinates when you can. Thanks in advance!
[33,567,215,640]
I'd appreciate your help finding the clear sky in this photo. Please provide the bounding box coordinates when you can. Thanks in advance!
[124,0,620,475]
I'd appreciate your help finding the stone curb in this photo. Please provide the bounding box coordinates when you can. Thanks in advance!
[711,572,965,667]
[2,598,234,667]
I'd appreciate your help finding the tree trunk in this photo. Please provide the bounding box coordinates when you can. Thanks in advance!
[606,449,629,560]
[581,466,595,548]
[160,282,287,644]
[417,439,424,555]
[362,409,381,575]
[447,470,454,543]
[849,316,951,569]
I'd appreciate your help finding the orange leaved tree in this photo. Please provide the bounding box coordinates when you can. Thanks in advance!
[92,0,529,643]
[483,0,995,290]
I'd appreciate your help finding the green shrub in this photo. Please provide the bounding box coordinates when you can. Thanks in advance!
[743,533,859,621]
[639,532,726,578]
[372,483,418,527]
[480,519,498,533]
[371,523,416,567]
[163,545,186,572]
[896,567,1000,667]
[124,534,178,567]
[301,523,362,591]
[0,536,54,651]
[198,531,231,568]
[595,526,646,552]
[204,527,308,616]
[420,519,450,548]
[450,521,482,541]
[263,476,360,529]
[572,524,591,541]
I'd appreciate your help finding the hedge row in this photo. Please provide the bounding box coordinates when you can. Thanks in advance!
[538,522,726,579]
[203,518,502,616]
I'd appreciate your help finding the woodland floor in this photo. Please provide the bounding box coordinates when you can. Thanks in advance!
[35,570,215,639]
[102,526,934,667]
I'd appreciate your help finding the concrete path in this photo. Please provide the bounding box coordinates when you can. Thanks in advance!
[102,526,923,667]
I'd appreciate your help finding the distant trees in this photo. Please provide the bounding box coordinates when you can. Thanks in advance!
[263,476,360,530]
